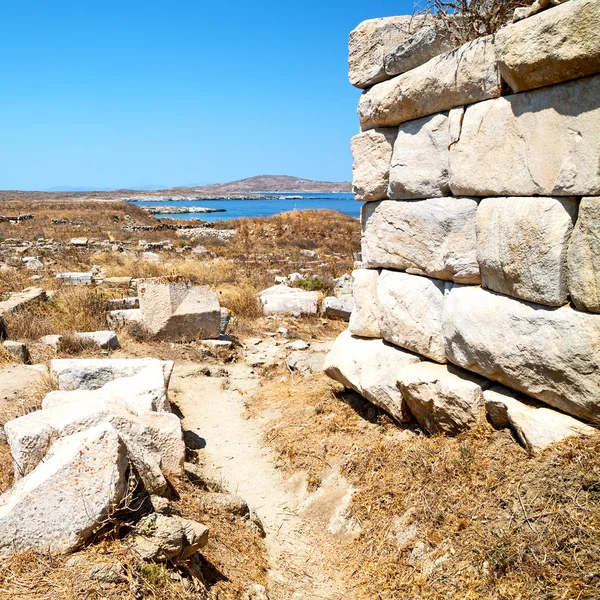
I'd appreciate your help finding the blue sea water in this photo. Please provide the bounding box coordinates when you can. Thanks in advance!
[132,192,360,222]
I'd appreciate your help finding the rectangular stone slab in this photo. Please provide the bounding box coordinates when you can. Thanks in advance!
[348,269,381,338]
[443,285,600,425]
[449,75,600,197]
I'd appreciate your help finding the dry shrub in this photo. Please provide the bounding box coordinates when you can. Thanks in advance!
[217,283,262,319]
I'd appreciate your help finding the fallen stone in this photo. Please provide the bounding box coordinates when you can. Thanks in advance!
[348,269,381,338]
[377,270,451,363]
[443,285,600,425]
[322,296,353,321]
[201,336,233,350]
[40,334,62,351]
[0,423,127,555]
[197,492,249,517]
[362,199,480,284]
[568,197,600,313]
[138,277,221,341]
[75,331,120,350]
[0,287,46,316]
[101,277,133,288]
[358,34,500,129]
[2,341,31,364]
[287,351,326,375]
[476,197,578,306]
[142,251,160,263]
[484,385,596,452]
[50,357,174,390]
[56,272,93,285]
[107,296,139,310]
[289,339,309,351]
[22,257,44,271]
[398,361,490,435]
[449,75,600,197]
[497,0,600,93]
[107,308,143,326]
[70,238,88,247]
[324,329,422,423]
[351,128,397,202]
[258,284,320,316]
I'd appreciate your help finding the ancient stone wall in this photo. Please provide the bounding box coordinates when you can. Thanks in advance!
[326,0,600,448]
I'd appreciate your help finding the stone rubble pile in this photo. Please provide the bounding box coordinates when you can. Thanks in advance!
[326,0,600,451]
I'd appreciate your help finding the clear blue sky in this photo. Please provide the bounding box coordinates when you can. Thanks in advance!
[0,0,414,190]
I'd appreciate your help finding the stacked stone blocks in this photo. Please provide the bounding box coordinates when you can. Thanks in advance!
[326,0,600,445]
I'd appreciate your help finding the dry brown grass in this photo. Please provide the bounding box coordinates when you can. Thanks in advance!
[247,367,600,600]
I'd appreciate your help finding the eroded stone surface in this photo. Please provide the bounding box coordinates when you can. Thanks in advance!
[348,269,381,338]
[351,129,397,201]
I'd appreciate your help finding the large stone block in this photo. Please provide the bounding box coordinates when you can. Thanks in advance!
[443,285,600,425]
[348,269,381,338]
[477,197,578,306]
[0,424,127,555]
[358,35,500,130]
[258,284,320,316]
[496,0,600,93]
[351,128,397,201]
[362,199,480,284]
[377,271,451,363]
[324,329,422,422]
[449,75,600,197]
[568,197,600,313]
[348,16,428,89]
[138,277,221,341]
[389,110,464,199]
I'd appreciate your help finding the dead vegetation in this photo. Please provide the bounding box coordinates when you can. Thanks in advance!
[247,366,600,600]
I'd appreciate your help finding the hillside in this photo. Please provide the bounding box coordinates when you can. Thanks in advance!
[187,175,351,194]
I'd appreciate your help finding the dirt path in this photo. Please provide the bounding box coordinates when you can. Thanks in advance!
[172,359,351,600]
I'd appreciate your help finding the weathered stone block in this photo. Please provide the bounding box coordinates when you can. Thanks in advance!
[362,199,480,284]
[324,329,421,422]
[477,197,578,306]
[351,129,397,201]
[568,197,600,313]
[377,270,451,363]
[443,285,600,425]
[258,284,320,316]
[358,35,500,130]
[348,269,381,338]
[449,75,600,197]
[497,0,600,93]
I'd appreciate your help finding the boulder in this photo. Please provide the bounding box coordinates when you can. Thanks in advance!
[51,358,174,390]
[4,397,184,482]
[0,424,127,555]
[384,22,456,77]
[497,0,600,93]
[388,109,463,199]
[443,285,600,425]
[258,284,320,316]
[398,361,490,435]
[107,308,143,326]
[348,16,426,89]
[449,75,600,197]
[348,269,381,338]
[75,331,120,350]
[2,341,31,364]
[322,296,353,321]
[138,277,221,341]
[484,385,596,452]
[361,199,480,284]
[351,128,397,202]
[476,197,578,306]
[324,329,422,423]
[22,257,44,271]
[568,197,600,313]
[287,351,326,375]
[358,34,500,130]
[377,270,451,363]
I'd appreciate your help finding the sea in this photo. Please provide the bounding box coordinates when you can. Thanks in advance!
[131,192,360,222]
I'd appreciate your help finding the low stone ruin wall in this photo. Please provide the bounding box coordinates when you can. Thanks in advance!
[326,0,600,448]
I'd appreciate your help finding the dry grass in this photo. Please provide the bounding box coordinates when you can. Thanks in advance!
[247,367,600,600]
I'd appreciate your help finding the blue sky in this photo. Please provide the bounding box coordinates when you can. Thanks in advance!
[0,0,415,190]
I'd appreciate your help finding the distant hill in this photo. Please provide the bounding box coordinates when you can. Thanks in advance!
[185,175,351,194]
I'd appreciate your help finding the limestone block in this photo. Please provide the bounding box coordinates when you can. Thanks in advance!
[321,296,353,321]
[568,197,600,313]
[377,271,451,363]
[0,287,46,316]
[324,329,422,422]
[107,308,143,326]
[138,277,221,341]
[351,129,397,201]
[485,386,596,452]
[0,424,127,555]
[398,362,490,435]
[51,358,174,390]
[477,197,578,306]
[258,284,320,316]
[358,35,500,130]
[56,272,93,285]
[2,341,31,364]
[75,331,120,350]
[348,16,427,89]
[497,0,600,93]
[443,285,600,425]
[389,110,463,199]
[384,22,456,77]
[449,75,600,197]
[348,269,381,338]
[362,199,480,284]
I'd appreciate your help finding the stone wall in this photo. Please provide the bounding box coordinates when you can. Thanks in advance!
[325,0,600,449]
